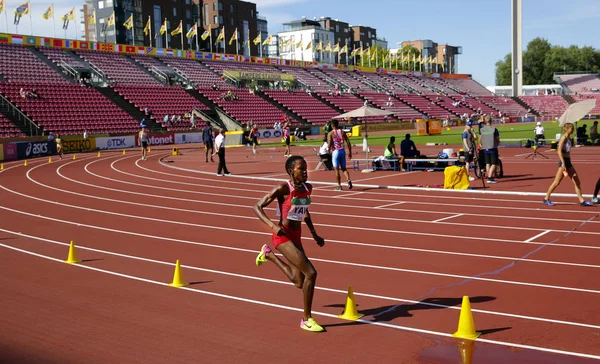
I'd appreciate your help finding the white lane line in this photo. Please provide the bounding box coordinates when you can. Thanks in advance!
[2,229,600,330]
[131,156,600,219]
[376,202,406,209]
[432,214,464,223]
[525,230,552,243]
[2,243,599,361]
[353,171,417,183]
[158,156,597,199]
[333,191,364,198]
[1,202,600,294]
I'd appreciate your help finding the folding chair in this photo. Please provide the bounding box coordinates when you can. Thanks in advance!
[313,148,331,171]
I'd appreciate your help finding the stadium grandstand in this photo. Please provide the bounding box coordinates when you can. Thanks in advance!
[0,40,597,139]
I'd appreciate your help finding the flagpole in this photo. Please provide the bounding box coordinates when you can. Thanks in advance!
[52,5,56,38]
[235,30,238,56]
[165,19,168,49]
[259,32,262,58]
[195,25,199,51]
[74,8,78,39]
[131,13,135,46]
[29,7,32,35]
[180,23,183,50]
[209,28,213,53]
[148,16,152,47]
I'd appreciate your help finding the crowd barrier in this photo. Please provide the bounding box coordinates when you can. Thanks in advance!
[96,136,136,150]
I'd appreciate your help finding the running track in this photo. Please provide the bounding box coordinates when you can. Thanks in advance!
[1,145,599,364]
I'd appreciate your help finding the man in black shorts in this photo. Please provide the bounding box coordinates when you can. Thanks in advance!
[479,116,500,184]
[461,121,476,181]
[203,121,214,163]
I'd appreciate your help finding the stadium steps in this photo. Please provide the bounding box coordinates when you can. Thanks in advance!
[95,86,164,132]
[311,92,346,115]
[562,94,576,104]
[512,97,540,116]
[182,88,229,130]
[125,56,170,85]
[28,47,75,83]
[0,101,40,136]
[254,90,311,125]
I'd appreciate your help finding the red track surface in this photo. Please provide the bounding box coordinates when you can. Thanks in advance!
[1,144,599,363]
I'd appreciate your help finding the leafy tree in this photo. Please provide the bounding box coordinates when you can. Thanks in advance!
[495,38,600,85]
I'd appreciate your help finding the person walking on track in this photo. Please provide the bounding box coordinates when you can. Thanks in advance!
[328,119,353,191]
[203,121,215,163]
[213,129,231,176]
[138,127,149,161]
[254,156,326,332]
[544,123,593,206]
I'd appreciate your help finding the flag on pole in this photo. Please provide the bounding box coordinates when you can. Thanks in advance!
[106,11,115,29]
[340,45,348,54]
[333,43,340,53]
[228,28,238,45]
[305,40,313,50]
[201,27,211,40]
[14,1,30,16]
[42,4,53,20]
[159,19,167,34]
[62,7,74,22]
[315,41,323,51]
[216,27,225,42]
[262,34,273,45]
[0,0,5,14]
[296,38,303,49]
[252,33,261,45]
[123,14,133,29]
[171,20,182,36]
[186,24,197,38]
[325,43,332,52]
[89,10,96,25]
[143,16,150,35]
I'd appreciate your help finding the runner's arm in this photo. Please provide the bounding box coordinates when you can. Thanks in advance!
[254,183,288,236]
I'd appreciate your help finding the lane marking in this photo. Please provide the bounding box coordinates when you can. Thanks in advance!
[333,191,364,198]
[2,243,599,361]
[525,230,553,243]
[432,214,464,223]
[2,229,600,330]
[376,202,406,209]
[2,203,600,294]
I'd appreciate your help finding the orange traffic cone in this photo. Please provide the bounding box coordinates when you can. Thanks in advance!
[168,260,189,288]
[338,286,364,321]
[0,163,4,170]
[452,296,481,340]
[65,241,81,264]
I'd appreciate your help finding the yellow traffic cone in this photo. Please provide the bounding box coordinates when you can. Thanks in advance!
[97,151,101,157]
[452,296,481,340]
[338,286,364,321]
[0,163,4,170]
[65,241,81,264]
[73,154,77,160]
[122,149,126,155]
[48,156,52,163]
[24,160,28,167]
[148,148,151,153]
[457,339,475,364]
[168,260,189,288]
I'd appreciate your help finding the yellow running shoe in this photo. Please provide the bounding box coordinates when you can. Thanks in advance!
[300,317,324,332]
[255,244,271,267]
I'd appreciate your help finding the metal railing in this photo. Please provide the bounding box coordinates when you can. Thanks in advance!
[0,94,42,136]
[150,66,169,84]
[59,60,79,80]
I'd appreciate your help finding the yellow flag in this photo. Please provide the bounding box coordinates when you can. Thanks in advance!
[0,0,5,14]
[123,14,133,30]
[89,10,96,25]
[325,43,332,52]
[228,28,238,45]
[159,19,167,35]
[14,1,30,16]
[186,24,197,38]
[262,35,273,46]
[296,38,303,49]
[253,33,261,45]
[216,27,225,42]
[340,45,348,54]
[41,4,53,20]
[107,12,115,28]
[315,41,323,51]
[171,21,182,36]
[305,40,312,50]
[143,16,150,35]
[201,28,211,40]
[333,43,340,53]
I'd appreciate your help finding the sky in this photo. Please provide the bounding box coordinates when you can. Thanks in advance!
[3,0,600,86]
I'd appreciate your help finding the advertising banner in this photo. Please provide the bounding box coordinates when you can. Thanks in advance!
[255,128,283,139]
[3,143,18,161]
[61,137,96,153]
[174,133,203,144]
[134,133,175,146]
[96,136,136,150]
[16,141,57,159]
[223,70,295,82]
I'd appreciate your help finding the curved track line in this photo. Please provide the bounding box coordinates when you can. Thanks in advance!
[1,227,599,330]
[2,243,599,361]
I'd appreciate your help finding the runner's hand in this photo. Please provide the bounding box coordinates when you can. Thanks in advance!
[313,232,325,247]
[348,151,352,160]
[273,224,287,237]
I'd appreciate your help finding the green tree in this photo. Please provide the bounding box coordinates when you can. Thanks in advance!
[495,53,512,86]
[522,37,552,84]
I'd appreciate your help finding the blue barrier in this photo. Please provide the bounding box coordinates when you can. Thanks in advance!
[16,141,57,159]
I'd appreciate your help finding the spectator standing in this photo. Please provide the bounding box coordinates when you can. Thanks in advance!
[83,130,89,140]
[462,121,476,181]
[202,121,215,163]
[213,129,231,176]
[479,115,500,183]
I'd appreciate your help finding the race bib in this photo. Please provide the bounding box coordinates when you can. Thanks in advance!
[286,197,311,221]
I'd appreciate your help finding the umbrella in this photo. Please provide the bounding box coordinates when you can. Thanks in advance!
[333,105,393,173]
[333,105,393,119]
[558,99,596,126]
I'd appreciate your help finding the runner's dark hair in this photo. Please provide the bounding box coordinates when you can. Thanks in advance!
[285,156,305,175]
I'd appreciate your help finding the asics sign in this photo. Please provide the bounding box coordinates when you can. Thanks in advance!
[16,141,56,158]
